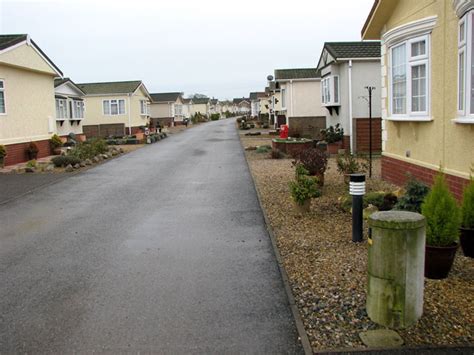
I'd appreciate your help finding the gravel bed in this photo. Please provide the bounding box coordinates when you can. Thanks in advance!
[240,134,474,351]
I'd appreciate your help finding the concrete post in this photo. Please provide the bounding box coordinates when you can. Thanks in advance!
[367,211,426,329]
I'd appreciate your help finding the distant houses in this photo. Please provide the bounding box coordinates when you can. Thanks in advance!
[54,78,86,140]
[77,80,151,138]
[149,92,184,127]
[232,98,251,115]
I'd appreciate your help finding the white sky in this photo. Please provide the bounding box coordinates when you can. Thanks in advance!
[1,0,375,99]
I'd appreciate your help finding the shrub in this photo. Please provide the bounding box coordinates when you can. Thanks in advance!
[0,145,6,158]
[461,178,474,229]
[293,148,328,176]
[256,145,271,154]
[26,142,39,159]
[395,177,430,213]
[289,164,321,205]
[421,173,461,247]
[49,134,63,149]
[26,160,37,168]
[69,138,108,159]
[336,153,367,175]
[320,124,344,143]
[51,155,81,167]
[210,113,220,121]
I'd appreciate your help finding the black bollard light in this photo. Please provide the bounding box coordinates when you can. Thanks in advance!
[350,173,366,243]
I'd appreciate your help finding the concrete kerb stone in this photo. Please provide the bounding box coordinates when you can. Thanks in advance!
[238,127,313,355]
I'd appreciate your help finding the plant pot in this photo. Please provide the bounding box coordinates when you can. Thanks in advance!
[27,152,38,160]
[460,227,474,258]
[294,200,311,214]
[327,141,342,155]
[425,243,459,279]
[53,147,62,155]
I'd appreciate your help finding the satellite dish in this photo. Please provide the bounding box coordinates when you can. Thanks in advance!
[267,75,274,81]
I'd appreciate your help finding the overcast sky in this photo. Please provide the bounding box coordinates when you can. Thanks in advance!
[1,0,374,99]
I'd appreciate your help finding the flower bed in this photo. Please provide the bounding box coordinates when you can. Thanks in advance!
[241,133,474,351]
[272,138,313,158]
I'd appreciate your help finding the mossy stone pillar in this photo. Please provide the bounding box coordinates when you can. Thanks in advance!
[367,211,425,329]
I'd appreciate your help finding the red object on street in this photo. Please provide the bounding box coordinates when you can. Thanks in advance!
[280,124,289,139]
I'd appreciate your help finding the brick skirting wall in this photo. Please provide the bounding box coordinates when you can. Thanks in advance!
[382,155,470,201]
[4,139,52,166]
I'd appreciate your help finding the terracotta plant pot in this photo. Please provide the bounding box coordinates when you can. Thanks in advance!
[53,148,62,155]
[424,244,459,279]
[294,200,311,214]
[460,227,474,258]
[327,141,342,155]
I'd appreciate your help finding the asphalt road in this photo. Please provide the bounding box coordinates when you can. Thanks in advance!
[0,119,303,353]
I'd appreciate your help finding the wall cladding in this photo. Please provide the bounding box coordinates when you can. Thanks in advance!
[355,117,382,153]
[83,124,126,138]
[288,116,326,139]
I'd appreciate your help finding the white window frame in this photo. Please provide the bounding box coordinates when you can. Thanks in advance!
[455,9,474,123]
[321,76,339,106]
[0,79,6,115]
[73,100,85,119]
[140,99,149,116]
[103,99,126,116]
[56,98,68,119]
[388,34,430,119]
[281,88,287,109]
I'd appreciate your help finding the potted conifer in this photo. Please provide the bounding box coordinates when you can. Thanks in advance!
[422,173,461,279]
[26,142,39,160]
[49,134,63,155]
[460,178,474,257]
[289,164,321,213]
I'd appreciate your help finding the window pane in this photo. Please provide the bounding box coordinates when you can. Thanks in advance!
[0,81,4,89]
[411,64,426,112]
[392,44,407,114]
[0,92,5,113]
[111,100,118,115]
[119,100,125,114]
[411,40,426,57]
[460,22,465,43]
[459,51,465,111]
[334,76,339,103]
[103,101,110,115]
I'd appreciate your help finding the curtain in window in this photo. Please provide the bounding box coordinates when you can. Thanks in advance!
[103,101,110,115]
[392,44,407,114]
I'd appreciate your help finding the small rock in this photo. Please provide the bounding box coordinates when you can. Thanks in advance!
[80,162,86,167]
[25,167,35,173]
[65,164,74,172]
[245,146,257,151]
[102,154,109,159]
[73,163,80,169]
[85,159,92,165]
[45,164,54,172]
[111,151,117,156]
[119,148,124,153]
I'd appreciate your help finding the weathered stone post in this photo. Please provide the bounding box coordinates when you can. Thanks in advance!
[367,211,425,329]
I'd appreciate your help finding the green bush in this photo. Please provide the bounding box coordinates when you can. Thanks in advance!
[289,164,321,205]
[422,173,461,247]
[336,153,367,175]
[0,144,6,158]
[256,145,271,154]
[26,160,37,168]
[51,155,81,167]
[210,113,220,121]
[320,124,344,143]
[395,177,430,213]
[461,178,474,229]
[69,138,108,159]
[49,134,63,149]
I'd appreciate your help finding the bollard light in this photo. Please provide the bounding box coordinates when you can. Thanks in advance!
[350,173,366,243]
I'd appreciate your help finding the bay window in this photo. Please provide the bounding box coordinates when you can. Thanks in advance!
[73,100,84,119]
[321,75,339,106]
[389,35,429,117]
[103,99,125,115]
[55,98,68,119]
[0,80,5,114]
[457,10,474,120]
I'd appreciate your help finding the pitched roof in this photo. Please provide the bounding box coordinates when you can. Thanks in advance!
[54,77,85,95]
[77,80,143,95]
[182,98,192,104]
[249,92,266,100]
[233,98,250,104]
[192,97,209,104]
[0,34,27,50]
[274,68,321,80]
[210,99,218,105]
[150,92,182,103]
[323,41,381,60]
[0,34,63,76]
